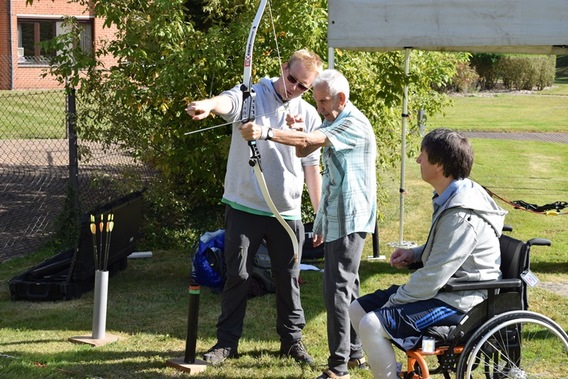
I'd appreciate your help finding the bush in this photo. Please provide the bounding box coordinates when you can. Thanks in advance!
[470,53,503,90]
[450,61,480,93]
[535,55,557,90]
[499,55,556,90]
[469,53,555,91]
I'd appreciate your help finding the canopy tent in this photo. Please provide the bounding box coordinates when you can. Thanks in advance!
[328,0,568,54]
[327,0,568,247]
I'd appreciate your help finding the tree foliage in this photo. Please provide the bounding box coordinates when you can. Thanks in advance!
[30,0,467,246]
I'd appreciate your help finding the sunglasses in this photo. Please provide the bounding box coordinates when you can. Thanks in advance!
[286,69,310,92]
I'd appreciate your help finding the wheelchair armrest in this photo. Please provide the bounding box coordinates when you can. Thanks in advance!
[443,278,522,292]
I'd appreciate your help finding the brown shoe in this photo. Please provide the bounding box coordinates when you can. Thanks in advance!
[348,357,368,369]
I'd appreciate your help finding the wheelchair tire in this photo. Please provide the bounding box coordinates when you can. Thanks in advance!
[456,310,568,379]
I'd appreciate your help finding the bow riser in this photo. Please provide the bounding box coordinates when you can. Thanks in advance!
[242,0,268,167]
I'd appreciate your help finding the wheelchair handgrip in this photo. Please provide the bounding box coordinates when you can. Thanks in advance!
[527,238,552,247]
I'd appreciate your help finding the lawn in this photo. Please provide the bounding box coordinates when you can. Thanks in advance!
[0,90,67,139]
[428,85,568,132]
[1,85,567,378]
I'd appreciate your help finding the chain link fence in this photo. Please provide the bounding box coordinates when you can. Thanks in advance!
[0,55,152,262]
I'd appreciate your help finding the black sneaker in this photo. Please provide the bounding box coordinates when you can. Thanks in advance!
[280,340,315,367]
[202,345,237,365]
[316,368,350,379]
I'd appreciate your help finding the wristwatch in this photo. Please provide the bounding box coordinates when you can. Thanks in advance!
[266,127,274,141]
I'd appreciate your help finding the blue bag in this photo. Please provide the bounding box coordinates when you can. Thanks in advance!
[191,229,225,288]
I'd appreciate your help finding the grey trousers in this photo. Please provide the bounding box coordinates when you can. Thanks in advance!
[216,205,306,349]
[324,232,366,372]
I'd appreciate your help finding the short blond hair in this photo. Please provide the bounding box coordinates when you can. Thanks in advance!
[287,49,323,75]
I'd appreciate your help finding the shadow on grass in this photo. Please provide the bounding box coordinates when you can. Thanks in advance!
[531,261,568,274]
[0,261,331,379]
[555,58,568,84]
[555,75,568,85]
[0,346,324,379]
[0,251,330,345]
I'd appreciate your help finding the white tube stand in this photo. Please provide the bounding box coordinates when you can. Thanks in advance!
[388,48,417,249]
[92,270,109,339]
[69,270,120,347]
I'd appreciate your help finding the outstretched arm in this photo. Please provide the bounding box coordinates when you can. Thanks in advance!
[186,95,233,120]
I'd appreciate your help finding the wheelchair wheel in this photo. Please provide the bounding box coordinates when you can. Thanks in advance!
[456,310,568,379]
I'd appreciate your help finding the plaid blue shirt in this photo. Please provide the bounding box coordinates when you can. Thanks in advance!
[313,102,377,242]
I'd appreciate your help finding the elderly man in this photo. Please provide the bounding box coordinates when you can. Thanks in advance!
[240,69,377,379]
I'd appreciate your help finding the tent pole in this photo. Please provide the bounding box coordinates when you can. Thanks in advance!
[390,48,416,248]
[399,48,410,245]
[328,47,335,69]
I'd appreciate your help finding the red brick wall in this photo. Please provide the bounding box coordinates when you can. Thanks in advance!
[0,0,12,89]
[0,1,9,55]
[93,17,119,72]
[1,0,118,90]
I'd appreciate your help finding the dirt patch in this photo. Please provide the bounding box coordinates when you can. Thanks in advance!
[539,281,568,298]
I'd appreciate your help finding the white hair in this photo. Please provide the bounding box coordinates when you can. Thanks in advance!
[313,69,350,101]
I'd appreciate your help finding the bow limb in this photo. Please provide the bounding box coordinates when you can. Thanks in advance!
[241,0,300,262]
[251,164,300,262]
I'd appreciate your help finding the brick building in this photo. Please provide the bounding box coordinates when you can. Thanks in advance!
[0,0,117,90]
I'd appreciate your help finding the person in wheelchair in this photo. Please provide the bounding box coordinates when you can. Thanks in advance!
[349,128,507,379]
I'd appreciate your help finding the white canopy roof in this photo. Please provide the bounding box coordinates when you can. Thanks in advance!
[328,0,568,54]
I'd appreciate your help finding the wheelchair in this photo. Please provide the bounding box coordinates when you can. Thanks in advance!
[401,228,568,379]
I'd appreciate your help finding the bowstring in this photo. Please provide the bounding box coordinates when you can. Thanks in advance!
[267,0,290,115]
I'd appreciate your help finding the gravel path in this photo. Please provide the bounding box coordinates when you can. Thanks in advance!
[539,281,568,299]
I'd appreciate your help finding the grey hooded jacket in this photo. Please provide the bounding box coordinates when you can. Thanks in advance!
[385,178,508,312]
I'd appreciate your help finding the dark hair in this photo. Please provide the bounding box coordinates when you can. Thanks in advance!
[421,128,473,179]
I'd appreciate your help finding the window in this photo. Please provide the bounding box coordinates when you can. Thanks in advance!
[78,23,93,55]
[19,20,55,64]
[18,19,93,65]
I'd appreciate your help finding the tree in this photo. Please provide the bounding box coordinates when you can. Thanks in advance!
[30,0,466,247]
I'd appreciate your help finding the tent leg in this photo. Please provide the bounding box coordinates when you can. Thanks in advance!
[389,47,416,249]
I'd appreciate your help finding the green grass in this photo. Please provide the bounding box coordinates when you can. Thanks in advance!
[382,139,568,277]
[1,85,568,379]
[1,135,567,378]
[429,86,568,132]
[0,90,67,139]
